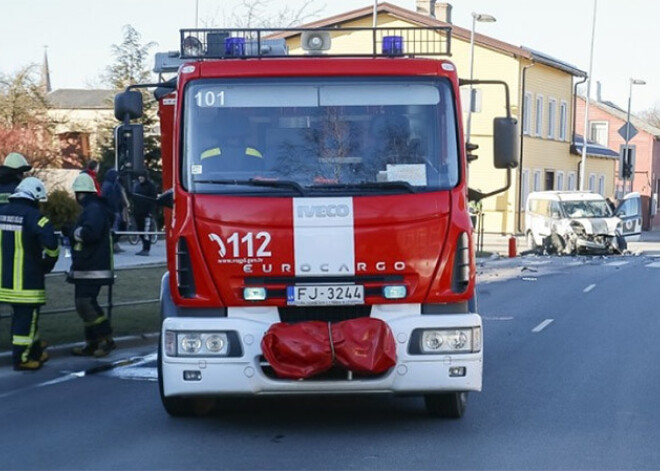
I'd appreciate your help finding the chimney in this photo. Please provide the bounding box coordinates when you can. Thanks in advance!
[436,2,452,23]
[596,81,602,102]
[416,0,437,18]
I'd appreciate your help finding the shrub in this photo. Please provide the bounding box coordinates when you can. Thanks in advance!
[40,189,80,230]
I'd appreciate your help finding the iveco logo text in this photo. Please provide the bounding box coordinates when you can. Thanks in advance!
[297,204,350,218]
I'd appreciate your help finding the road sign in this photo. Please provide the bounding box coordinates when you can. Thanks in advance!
[618,122,638,141]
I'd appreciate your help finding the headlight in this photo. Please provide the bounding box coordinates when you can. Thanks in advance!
[420,328,481,354]
[166,331,230,357]
[570,221,586,235]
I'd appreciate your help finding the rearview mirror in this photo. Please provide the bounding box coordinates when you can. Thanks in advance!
[493,117,519,169]
[114,90,143,122]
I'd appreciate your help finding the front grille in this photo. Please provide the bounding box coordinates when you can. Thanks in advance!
[278,305,372,323]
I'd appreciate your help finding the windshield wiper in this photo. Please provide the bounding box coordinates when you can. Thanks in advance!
[195,179,306,196]
[310,181,417,194]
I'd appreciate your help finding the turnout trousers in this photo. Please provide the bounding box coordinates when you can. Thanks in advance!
[11,304,44,366]
[74,284,112,344]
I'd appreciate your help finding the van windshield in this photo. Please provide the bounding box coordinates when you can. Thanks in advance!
[560,200,612,218]
[182,77,459,195]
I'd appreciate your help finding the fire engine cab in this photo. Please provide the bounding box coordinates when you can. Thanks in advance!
[114,27,518,418]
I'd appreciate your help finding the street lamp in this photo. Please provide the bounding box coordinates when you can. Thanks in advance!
[466,12,497,145]
[623,78,646,194]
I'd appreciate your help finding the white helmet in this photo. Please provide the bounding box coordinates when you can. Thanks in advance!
[72,173,97,193]
[10,177,48,202]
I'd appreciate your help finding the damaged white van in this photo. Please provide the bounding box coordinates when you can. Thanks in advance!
[524,191,642,255]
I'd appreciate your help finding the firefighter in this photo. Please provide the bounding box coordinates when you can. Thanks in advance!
[67,173,116,357]
[0,177,59,371]
[0,152,32,205]
[199,115,264,172]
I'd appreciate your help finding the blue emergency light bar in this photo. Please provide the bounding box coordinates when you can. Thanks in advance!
[178,26,451,59]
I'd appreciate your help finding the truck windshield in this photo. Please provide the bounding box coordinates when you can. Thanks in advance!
[182,77,459,195]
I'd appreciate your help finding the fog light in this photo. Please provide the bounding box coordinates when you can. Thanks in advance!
[244,287,266,301]
[383,285,407,299]
[183,370,202,381]
[449,366,466,377]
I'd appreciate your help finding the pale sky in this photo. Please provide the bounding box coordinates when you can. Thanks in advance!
[0,0,657,114]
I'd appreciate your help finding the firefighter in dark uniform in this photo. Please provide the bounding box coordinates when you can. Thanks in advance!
[0,152,32,206]
[0,177,60,371]
[68,173,116,357]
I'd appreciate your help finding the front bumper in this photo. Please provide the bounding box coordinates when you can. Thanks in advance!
[160,309,483,397]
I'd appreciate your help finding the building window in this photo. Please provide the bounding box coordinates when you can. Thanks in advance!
[588,173,596,192]
[598,174,605,195]
[567,171,577,191]
[522,92,532,135]
[521,169,530,210]
[559,101,568,141]
[548,98,557,139]
[556,171,564,191]
[533,169,542,191]
[589,121,608,146]
[535,95,544,137]
[544,170,555,190]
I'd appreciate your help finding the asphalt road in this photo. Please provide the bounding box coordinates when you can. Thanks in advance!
[2,253,660,470]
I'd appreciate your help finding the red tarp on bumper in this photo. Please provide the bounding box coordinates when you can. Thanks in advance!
[261,318,396,379]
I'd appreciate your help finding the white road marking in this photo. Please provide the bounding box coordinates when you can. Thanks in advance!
[645,262,660,268]
[524,261,551,266]
[604,261,628,267]
[483,316,514,321]
[532,319,554,333]
[583,284,596,293]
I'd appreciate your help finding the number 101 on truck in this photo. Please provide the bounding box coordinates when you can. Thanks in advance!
[114,26,518,418]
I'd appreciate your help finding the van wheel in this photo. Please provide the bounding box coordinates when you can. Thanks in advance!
[158,337,215,417]
[526,231,538,250]
[424,392,468,418]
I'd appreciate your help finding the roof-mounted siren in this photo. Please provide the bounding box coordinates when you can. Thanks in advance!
[301,31,331,55]
[182,35,204,57]
[382,35,404,56]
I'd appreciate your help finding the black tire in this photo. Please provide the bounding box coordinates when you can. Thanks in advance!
[424,391,468,419]
[157,338,215,417]
[127,218,140,246]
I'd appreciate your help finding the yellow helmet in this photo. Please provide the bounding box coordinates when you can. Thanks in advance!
[72,173,97,193]
[3,152,32,172]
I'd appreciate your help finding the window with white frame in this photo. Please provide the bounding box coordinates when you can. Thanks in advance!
[548,98,557,139]
[598,174,605,195]
[523,92,532,135]
[559,101,568,141]
[567,171,577,191]
[589,121,608,146]
[588,173,596,192]
[533,169,542,191]
[521,169,530,211]
[535,95,544,137]
[556,171,564,191]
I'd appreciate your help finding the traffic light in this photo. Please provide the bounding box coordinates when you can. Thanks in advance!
[620,147,635,180]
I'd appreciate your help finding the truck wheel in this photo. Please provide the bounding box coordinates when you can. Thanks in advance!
[157,339,215,417]
[424,391,468,419]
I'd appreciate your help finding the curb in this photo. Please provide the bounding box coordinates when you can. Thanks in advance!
[0,332,159,368]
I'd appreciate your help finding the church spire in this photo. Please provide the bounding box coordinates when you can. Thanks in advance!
[41,46,52,94]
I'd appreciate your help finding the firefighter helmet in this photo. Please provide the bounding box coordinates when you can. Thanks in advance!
[3,152,32,172]
[10,177,48,202]
[72,173,97,193]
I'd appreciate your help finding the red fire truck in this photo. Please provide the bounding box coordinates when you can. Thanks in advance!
[114,27,518,418]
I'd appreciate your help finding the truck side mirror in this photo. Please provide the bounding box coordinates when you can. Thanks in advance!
[115,124,144,173]
[114,90,144,122]
[493,117,519,169]
[157,188,174,209]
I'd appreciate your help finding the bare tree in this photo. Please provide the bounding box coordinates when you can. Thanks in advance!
[203,0,325,28]
[640,106,660,129]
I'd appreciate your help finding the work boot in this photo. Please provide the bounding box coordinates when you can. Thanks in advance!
[93,338,117,358]
[14,360,42,371]
[136,250,149,256]
[72,343,98,356]
[39,351,49,363]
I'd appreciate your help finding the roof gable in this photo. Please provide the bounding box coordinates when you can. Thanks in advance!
[47,89,116,110]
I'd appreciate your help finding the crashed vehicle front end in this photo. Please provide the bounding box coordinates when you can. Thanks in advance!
[559,217,624,254]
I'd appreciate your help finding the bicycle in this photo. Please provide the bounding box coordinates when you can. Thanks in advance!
[126,214,159,246]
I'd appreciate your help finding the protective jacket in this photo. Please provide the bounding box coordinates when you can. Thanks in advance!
[0,198,60,304]
[68,194,114,285]
[0,178,20,206]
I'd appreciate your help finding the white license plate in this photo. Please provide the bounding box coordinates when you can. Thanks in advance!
[287,285,364,306]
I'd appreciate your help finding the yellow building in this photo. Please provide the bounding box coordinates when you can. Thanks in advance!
[292,1,610,234]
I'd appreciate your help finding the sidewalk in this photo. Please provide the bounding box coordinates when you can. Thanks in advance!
[53,238,166,273]
[476,231,660,258]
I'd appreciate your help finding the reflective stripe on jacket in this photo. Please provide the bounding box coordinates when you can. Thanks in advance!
[70,194,114,285]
